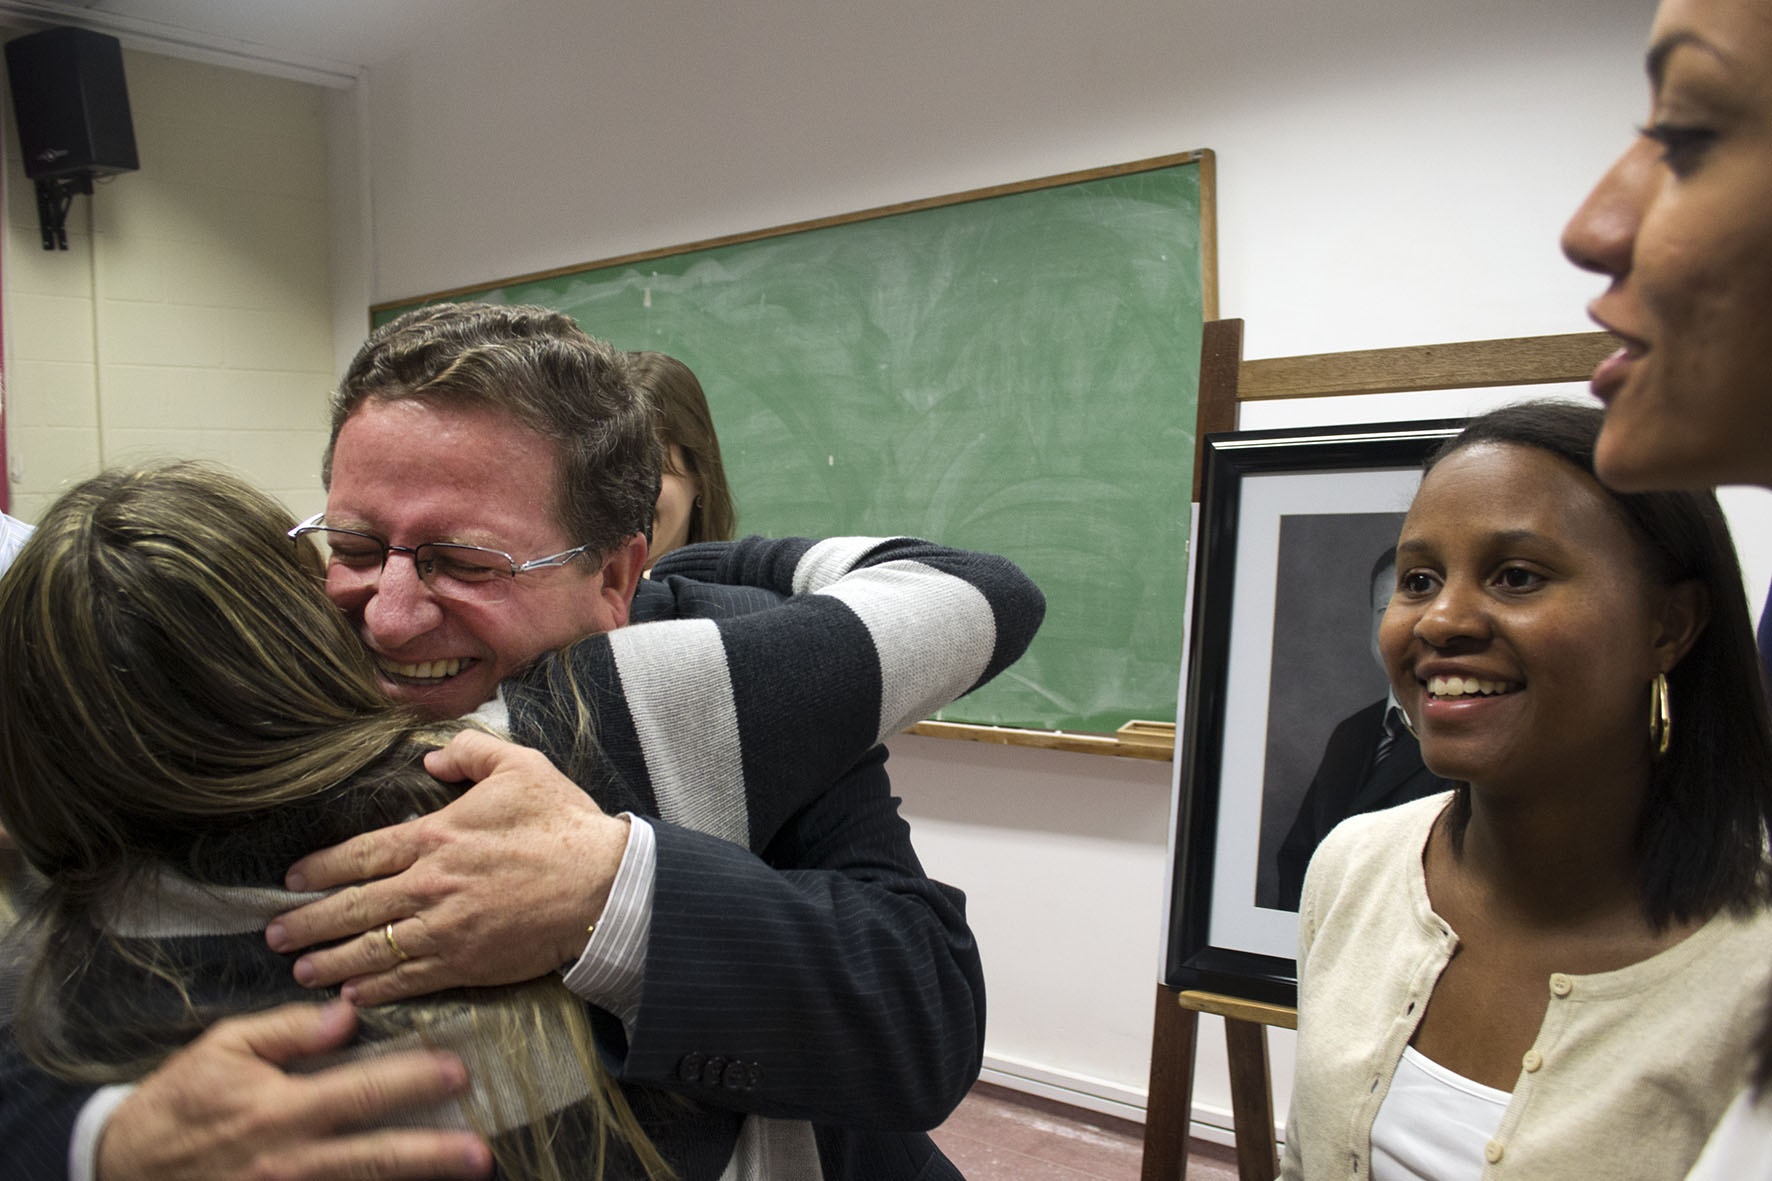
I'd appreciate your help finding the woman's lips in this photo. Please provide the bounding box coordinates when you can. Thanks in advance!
[1586,311,1647,404]
[1590,345,1636,403]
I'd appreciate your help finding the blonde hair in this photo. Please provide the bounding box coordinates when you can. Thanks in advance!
[0,462,668,1180]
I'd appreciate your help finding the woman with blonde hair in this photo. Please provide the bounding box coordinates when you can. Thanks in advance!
[0,461,1042,1179]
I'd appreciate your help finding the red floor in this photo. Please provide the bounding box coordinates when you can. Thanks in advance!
[930,1082,1239,1180]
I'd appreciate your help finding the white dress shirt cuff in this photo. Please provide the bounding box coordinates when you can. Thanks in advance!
[559,813,654,1029]
[70,1083,135,1181]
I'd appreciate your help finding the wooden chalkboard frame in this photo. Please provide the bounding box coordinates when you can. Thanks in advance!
[372,152,1218,318]
[374,152,1219,757]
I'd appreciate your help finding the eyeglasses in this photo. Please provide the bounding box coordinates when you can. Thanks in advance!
[287,513,594,604]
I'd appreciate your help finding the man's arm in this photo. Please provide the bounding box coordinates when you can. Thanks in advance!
[263,734,982,1132]
[614,748,984,1130]
[269,535,1041,997]
[533,534,1047,854]
[1,1001,492,1181]
[265,535,1026,1126]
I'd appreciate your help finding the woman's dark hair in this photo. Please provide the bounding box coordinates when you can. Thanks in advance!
[628,351,736,545]
[1426,400,1772,928]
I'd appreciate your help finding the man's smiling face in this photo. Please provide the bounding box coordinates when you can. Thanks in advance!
[322,397,626,721]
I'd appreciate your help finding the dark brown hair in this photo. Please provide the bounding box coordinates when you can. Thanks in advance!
[326,303,664,553]
[628,350,737,545]
[1425,401,1772,928]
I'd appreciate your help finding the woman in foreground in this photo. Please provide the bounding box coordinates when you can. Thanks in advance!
[1281,401,1772,1179]
[1560,2,1772,1175]
[0,461,1041,1180]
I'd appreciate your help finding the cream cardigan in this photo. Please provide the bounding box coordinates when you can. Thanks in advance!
[1281,793,1772,1180]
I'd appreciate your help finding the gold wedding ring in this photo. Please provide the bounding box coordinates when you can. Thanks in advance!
[383,921,410,962]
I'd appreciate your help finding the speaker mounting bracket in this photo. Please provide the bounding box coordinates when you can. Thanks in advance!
[33,173,91,251]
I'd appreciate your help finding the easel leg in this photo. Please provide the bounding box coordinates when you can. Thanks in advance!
[1224,1018,1278,1180]
[1141,983,1200,1181]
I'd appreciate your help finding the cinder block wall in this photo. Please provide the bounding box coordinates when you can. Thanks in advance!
[1,39,335,521]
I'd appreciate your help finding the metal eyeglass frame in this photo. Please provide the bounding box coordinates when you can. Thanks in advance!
[287,512,594,587]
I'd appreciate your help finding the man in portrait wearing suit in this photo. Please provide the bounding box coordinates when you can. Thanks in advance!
[1273,545,1452,911]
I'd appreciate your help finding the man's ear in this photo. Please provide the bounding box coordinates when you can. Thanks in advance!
[592,533,649,629]
[1654,579,1710,674]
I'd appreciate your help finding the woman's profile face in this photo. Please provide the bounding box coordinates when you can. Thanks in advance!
[1379,443,1676,793]
[1562,0,1772,491]
[651,442,699,564]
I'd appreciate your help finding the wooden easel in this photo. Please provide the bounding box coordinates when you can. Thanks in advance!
[1143,984,1296,1181]
[1141,318,1615,1180]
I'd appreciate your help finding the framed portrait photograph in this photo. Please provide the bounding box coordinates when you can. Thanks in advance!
[1163,419,1465,1006]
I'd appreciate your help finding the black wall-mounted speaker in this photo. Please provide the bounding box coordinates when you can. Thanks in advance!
[5,27,138,181]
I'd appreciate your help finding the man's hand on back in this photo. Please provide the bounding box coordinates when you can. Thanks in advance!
[266,731,630,1005]
[96,1000,491,1181]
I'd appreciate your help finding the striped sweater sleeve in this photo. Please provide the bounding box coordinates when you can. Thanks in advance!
[507,536,1043,852]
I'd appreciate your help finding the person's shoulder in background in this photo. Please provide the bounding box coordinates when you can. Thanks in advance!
[0,513,34,576]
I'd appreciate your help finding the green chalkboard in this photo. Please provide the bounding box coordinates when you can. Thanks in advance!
[375,152,1213,734]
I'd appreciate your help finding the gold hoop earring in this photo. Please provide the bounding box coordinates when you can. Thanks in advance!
[1649,672,1672,759]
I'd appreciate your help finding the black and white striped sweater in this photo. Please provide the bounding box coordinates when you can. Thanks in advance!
[505,534,1046,854]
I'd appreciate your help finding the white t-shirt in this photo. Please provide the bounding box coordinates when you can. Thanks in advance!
[1370,1045,1509,1181]
[1685,1087,1772,1180]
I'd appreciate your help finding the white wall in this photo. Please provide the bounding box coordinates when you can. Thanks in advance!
[358,0,1645,359]
[1,40,336,520]
[346,0,1714,1140]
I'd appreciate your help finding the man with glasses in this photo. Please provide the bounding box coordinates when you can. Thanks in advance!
[10,303,980,1181]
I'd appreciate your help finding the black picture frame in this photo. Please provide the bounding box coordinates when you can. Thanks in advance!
[1164,419,1465,1006]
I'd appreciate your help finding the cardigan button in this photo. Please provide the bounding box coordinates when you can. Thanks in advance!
[1549,973,1574,998]
[1522,1049,1543,1072]
[1485,1140,1505,1164]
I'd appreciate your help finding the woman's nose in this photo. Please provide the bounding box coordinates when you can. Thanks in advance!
[1562,137,1654,281]
[1414,581,1489,648]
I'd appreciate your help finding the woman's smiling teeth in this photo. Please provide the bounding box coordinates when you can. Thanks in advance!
[378,656,464,681]
[1427,675,1518,699]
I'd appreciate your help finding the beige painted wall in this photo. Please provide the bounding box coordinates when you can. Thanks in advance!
[1,41,335,521]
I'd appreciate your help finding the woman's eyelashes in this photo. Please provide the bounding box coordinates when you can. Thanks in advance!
[1494,564,1547,592]
[1397,569,1439,597]
[1394,564,1546,598]
[1639,120,1719,174]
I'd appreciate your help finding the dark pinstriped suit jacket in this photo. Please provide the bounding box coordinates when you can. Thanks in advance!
[1272,697,1452,914]
[597,552,979,1178]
